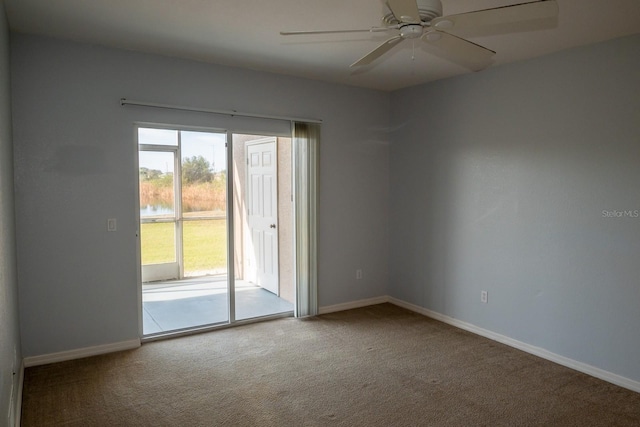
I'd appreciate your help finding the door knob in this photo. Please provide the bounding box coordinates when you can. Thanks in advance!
[270,224,276,229]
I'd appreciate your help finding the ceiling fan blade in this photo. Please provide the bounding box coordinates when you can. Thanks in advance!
[281,27,394,36]
[386,0,421,23]
[351,36,404,67]
[421,31,495,71]
[432,0,559,38]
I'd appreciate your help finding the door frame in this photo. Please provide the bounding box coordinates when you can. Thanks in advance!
[135,121,318,339]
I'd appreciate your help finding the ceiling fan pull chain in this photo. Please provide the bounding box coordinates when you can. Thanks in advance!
[412,40,416,61]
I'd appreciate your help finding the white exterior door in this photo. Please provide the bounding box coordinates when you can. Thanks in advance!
[246,138,279,294]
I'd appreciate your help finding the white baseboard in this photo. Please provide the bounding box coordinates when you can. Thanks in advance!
[23,339,141,368]
[14,360,24,427]
[387,297,640,394]
[17,298,640,395]
[319,296,390,315]
[319,295,640,394]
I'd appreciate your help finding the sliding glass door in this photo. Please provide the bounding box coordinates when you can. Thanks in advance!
[138,127,229,334]
[138,127,299,337]
[231,134,295,322]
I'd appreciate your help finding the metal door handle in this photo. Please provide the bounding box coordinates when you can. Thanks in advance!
[270,224,276,229]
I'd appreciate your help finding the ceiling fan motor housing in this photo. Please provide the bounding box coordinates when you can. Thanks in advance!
[417,0,443,22]
[383,0,443,24]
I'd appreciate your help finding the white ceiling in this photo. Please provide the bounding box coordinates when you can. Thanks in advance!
[5,0,640,91]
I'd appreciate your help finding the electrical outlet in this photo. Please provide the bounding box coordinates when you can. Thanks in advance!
[356,269,362,280]
[107,218,117,232]
[481,290,488,304]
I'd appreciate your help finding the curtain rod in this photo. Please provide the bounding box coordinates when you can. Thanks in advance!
[120,98,322,124]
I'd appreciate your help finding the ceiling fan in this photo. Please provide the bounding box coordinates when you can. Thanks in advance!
[280,0,559,71]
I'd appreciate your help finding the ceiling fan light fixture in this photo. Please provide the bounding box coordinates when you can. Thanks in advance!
[400,24,424,39]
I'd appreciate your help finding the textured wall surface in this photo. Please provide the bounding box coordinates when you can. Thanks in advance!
[11,34,390,357]
[390,34,640,383]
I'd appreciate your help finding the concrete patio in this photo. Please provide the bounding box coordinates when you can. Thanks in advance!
[142,275,294,335]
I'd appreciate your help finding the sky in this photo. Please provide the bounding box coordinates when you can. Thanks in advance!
[138,127,227,173]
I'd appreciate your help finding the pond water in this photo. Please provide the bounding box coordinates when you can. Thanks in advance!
[141,203,224,217]
[141,204,174,217]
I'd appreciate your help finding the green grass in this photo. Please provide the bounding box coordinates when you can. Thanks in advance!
[141,219,227,274]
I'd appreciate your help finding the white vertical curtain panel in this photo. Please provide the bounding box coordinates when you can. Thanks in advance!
[293,122,320,317]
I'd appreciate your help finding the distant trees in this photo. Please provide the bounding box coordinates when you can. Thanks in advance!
[139,167,163,181]
[182,155,213,184]
[140,155,215,185]
[139,155,226,213]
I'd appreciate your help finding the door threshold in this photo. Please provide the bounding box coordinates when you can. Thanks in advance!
[141,311,294,343]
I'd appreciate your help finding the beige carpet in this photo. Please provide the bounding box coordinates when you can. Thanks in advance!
[21,303,640,426]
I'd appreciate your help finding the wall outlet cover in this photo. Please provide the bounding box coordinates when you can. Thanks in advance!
[481,290,488,304]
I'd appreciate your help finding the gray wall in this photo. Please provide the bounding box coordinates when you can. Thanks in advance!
[390,34,640,383]
[13,18,636,392]
[0,0,21,424]
[11,34,390,357]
